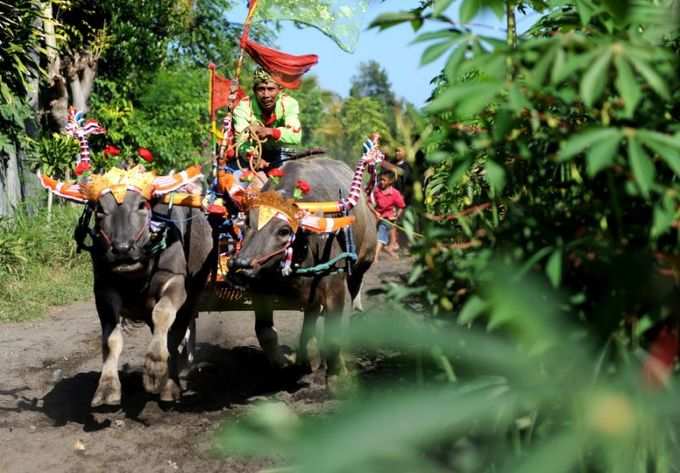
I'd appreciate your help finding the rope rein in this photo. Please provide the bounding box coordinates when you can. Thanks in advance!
[294,251,357,276]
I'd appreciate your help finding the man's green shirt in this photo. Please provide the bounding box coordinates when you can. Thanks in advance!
[233,93,302,155]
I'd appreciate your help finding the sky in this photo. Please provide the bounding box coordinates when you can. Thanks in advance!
[227,2,541,108]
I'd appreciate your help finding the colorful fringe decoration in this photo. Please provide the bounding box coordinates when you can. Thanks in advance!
[63,108,106,176]
[281,233,295,276]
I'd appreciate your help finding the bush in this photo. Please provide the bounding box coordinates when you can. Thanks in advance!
[89,66,210,173]
[0,202,91,322]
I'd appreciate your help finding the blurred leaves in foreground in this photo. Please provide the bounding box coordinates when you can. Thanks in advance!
[215,264,680,473]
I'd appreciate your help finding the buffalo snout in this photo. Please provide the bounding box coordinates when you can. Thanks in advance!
[227,255,258,284]
[228,256,253,272]
[112,241,132,256]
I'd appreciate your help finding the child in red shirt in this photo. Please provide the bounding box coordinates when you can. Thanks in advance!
[372,171,406,262]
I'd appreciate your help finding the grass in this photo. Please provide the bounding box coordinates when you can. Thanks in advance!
[0,202,92,322]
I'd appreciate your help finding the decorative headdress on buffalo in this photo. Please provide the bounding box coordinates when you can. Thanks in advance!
[39,165,204,205]
[246,191,300,231]
[245,190,355,235]
[39,109,203,205]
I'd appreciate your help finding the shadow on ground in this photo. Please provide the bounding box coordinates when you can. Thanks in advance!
[12,343,311,432]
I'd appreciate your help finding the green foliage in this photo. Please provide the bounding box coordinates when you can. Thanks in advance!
[168,0,253,68]
[382,0,680,336]
[349,60,398,110]
[92,0,191,82]
[0,0,43,152]
[32,133,80,179]
[288,76,336,147]
[218,269,680,472]
[0,203,91,322]
[90,67,209,172]
[349,60,401,136]
[341,96,393,157]
[212,1,680,472]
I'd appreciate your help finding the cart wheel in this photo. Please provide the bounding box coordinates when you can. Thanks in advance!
[179,316,197,372]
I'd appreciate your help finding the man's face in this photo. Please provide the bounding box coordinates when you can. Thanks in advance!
[254,81,280,113]
[395,148,405,161]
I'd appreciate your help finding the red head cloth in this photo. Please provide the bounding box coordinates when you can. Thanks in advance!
[242,39,318,89]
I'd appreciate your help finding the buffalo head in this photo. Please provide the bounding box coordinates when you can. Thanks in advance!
[228,194,298,282]
[93,190,151,272]
[228,191,356,284]
[39,164,204,274]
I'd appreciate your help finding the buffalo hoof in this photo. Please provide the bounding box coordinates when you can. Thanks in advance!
[326,371,356,399]
[91,376,122,407]
[160,379,181,403]
[143,339,169,394]
[294,359,313,376]
[266,349,293,370]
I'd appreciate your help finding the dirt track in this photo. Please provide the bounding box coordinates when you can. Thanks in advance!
[0,258,410,473]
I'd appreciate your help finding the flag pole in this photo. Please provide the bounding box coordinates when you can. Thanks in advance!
[236,0,259,83]
[208,63,216,156]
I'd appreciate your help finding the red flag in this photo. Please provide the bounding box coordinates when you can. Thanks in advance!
[242,39,318,89]
[209,64,246,119]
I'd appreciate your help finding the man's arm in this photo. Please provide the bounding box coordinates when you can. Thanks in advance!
[273,96,302,145]
[233,98,255,155]
[380,160,404,175]
[233,98,253,135]
[393,189,406,219]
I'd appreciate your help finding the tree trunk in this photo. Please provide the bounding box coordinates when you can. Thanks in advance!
[22,24,43,207]
[0,144,23,217]
[67,52,98,114]
[43,2,69,130]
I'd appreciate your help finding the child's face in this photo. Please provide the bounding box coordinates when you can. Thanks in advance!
[379,175,392,189]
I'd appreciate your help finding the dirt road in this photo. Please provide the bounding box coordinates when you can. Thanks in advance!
[0,258,410,473]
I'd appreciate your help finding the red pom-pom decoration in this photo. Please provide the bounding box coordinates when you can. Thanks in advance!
[296,179,311,194]
[75,161,90,176]
[137,147,153,163]
[103,145,121,157]
[268,168,284,178]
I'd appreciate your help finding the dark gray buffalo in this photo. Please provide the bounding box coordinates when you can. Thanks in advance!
[228,157,377,389]
[40,164,214,406]
[88,191,212,406]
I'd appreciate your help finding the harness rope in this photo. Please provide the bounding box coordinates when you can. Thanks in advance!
[249,243,290,267]
[294,251,357,276]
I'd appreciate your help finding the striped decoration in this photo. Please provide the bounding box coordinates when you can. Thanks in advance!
[338,147,384,213]
[64,108,106,175]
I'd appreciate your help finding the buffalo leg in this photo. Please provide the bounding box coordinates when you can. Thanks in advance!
[161,309,195,402]
[254,298,289,368]
[323,283,349,389]
[347,276,364,313]
[297,309,319,374]
[92,295,123,407]
[144,275,187,394]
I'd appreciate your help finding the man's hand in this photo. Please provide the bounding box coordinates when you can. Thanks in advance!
[251,125,272,140]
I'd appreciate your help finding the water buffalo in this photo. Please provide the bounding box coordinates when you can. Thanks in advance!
[228,157,377,390]
[41,166,212,406]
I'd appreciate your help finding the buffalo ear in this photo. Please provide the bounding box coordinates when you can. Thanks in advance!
[38,171,88,204]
